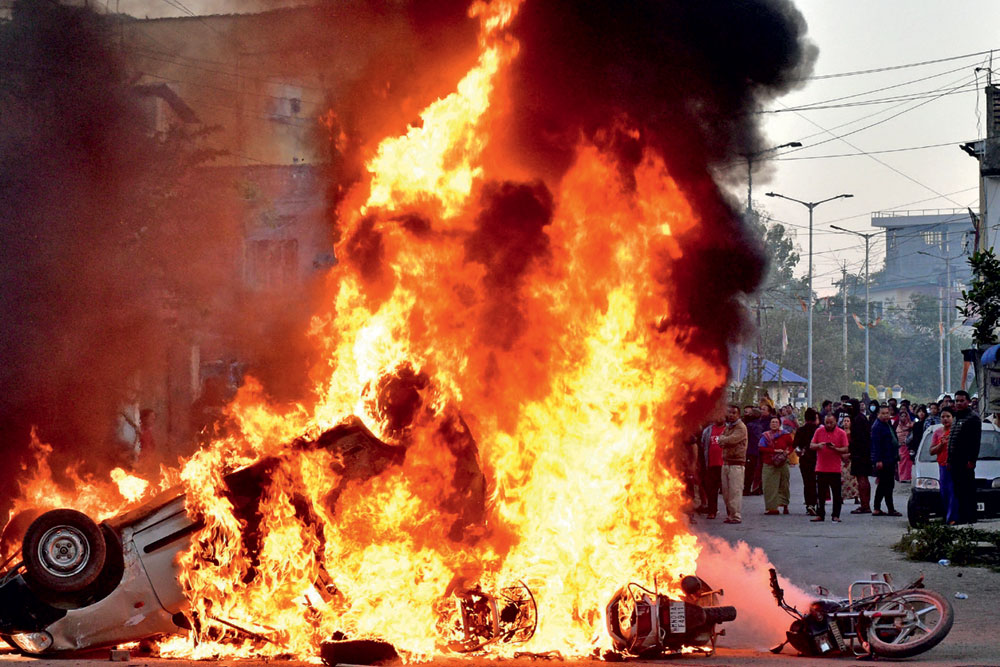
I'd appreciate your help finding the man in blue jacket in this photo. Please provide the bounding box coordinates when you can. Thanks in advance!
[870,404,901,516]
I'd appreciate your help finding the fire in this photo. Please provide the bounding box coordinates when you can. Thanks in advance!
[173,0,719,654]
[363,1,520,219]
[5,0,736,661]
[110,467,150,503]
[6,433,155,526]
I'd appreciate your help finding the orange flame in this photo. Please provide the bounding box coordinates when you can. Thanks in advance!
[172,0,721,654]
[6,0,736,661]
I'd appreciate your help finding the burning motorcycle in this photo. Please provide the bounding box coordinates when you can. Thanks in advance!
[437,581,538,653]
[605,575,736,658]
[768,568,953,659]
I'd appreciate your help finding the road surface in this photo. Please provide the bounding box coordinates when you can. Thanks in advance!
[4,470,997,666]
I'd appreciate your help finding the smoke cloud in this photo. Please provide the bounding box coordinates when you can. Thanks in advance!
[484,0,817,420]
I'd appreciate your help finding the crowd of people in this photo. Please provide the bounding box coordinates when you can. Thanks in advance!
[688,391,983,525]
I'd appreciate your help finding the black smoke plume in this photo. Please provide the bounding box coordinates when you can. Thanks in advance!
[496,0,815,414]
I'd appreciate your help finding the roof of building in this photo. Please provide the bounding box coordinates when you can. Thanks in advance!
[731,352,807,385]
[871,209,973,228]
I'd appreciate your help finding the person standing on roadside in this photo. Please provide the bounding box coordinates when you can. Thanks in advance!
[948,390,982,524]
[759,416,793,515]
[896,409,914,482]
[700,417,726,519]
[718,403,748,524]
[793,408,820,515]
[810,412,849,522]
[929,407,957,524]
[848,400,873,514]
[871,404,901,516]
[743,405,766,496]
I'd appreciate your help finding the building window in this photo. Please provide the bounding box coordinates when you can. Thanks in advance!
[245,239,299,291]
[922,230,943,246]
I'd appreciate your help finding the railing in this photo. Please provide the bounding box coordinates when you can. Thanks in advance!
[873,208,971,218]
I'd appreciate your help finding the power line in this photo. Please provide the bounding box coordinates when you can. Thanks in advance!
[768,139,975,162]
[772,84,978,113]
[800,47,996,81]
[767,62,976,113]
[780,72,976,156]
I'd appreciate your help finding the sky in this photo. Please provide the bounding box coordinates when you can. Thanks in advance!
[745,0,1000,296]
[104,0,1000,296]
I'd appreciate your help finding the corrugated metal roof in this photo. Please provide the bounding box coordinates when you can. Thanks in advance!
[731,352,807,384]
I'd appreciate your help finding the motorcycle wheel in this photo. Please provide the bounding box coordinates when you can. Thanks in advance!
[866,589,953,658]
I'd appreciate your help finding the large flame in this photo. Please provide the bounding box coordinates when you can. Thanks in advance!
[6,0,736,661]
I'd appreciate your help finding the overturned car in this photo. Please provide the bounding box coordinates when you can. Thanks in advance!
[0,416,454,655]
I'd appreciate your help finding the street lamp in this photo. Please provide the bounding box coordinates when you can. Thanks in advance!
[743,142,802,217]
[830,225,882,398]
[766,191,854,407]
[918,248,965,393]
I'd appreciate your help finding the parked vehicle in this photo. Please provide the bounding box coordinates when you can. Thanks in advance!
[768,568,952,659]
[606,575,736,658]
[907,421,1000,527]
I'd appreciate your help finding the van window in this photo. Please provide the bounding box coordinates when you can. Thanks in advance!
[918,425,1000,461]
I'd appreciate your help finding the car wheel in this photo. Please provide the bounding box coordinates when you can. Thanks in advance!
[22,509,106,595]
[906,496,928,528]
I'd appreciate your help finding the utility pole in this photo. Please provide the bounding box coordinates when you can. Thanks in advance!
[920,245,965,395]
[753,299,774,402]
[831,226,882,398]
[768,191,854,407]
[743,141,803,219]
[938,284,945,394]
[841,263,849,376]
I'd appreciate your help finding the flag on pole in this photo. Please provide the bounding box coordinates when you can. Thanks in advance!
[852,313,865,330]
[782,322,788,354]
[797,297,808,312]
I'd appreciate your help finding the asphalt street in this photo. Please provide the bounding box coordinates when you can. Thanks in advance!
[3,469,998,667]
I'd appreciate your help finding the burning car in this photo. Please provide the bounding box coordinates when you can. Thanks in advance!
[0,418,417,655]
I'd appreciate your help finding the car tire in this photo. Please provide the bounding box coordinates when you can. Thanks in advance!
[22,509,107,595]
[906,496,928,528]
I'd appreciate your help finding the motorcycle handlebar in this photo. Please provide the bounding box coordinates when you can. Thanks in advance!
[702,605,737,624]
[768,568,783,602]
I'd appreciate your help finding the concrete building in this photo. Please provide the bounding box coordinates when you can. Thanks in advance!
[866,209,975,320]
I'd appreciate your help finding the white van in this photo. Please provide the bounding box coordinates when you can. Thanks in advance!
[907,420,1000,527]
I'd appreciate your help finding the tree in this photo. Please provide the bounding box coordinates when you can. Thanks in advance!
[959,249,1000,345]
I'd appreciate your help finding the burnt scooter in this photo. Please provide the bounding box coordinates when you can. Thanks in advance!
[768,568,953,659]
[606,575,736,658]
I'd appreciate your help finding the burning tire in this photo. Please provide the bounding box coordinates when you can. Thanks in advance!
[22,509,107,596]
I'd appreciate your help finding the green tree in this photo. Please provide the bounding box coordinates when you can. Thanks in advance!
[959,249,1000,345]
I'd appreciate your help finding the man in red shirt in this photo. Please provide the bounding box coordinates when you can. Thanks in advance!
[701,417,726,519]
[810,412,850,522]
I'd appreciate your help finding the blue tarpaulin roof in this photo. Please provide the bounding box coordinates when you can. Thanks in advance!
[982,344,1000,366]
[731,352,807,384]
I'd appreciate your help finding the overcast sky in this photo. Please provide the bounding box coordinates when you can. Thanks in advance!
[109,1,1000,296]
[748,0,1000,295]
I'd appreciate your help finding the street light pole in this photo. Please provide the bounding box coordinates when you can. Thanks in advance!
[767,191,854,407]
[743,141,802,218]
[831,225,881,397]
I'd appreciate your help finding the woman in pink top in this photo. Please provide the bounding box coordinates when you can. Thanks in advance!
[929,407,957,524]
[896,410,914,482]
[810,412,850,522]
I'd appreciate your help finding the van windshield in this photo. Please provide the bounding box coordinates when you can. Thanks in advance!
[918,425,1000,462]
